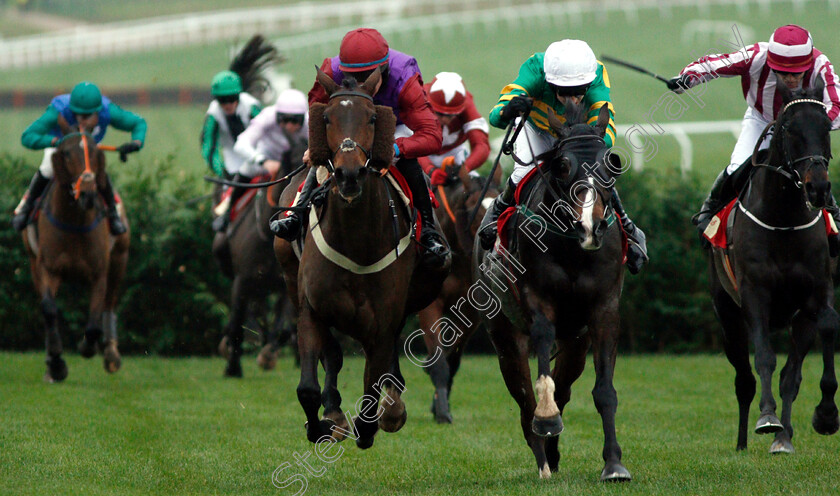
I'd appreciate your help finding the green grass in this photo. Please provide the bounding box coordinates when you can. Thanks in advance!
[2,352,839,495]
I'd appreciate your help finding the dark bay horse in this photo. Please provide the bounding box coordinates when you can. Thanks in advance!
[22,127,130,382]
[709,80,839,454]
[284,68,445,449]
[474,104,631,481]
[416,165,499,423]
[213,172,297,377]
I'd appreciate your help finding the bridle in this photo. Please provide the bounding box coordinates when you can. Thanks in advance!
[325,90,376,174]
[56,131,96,200]
[752,98,830,189]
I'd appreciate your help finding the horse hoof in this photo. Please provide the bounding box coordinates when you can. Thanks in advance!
[755,414,784,434]
[600,463,632,482]
[433,391,453,424]
[77,338,97,359]
[770,439,794,454]
[322,413,350,442]
[532,415,564,438]
[303,418,337,443]
[218,336,231,360]
[812,407,840,435]
[103,342,121,373]
[256,345,278,371]
[538,462,551,479]
[356,436,375,450]
[224,362,243,378]
[379,406,407,433]
[44,357,68,383]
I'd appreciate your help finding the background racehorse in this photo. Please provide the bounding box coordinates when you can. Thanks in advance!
[474,105,632,481]
[709,79,840,454]
[22,125,130,382]
[213,170,298,377]
[418,165,499,423]
[279,68,446,449]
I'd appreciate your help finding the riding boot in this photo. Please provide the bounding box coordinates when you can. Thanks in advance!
[478,179,515,250]
[827,193,840,257]
[691,168,734,233]
[12,171,50,231]
[212,174,248,232]
[270,167,318,240]
[397,158,451,269]
[99,174,127,235]
[611,188,648,275]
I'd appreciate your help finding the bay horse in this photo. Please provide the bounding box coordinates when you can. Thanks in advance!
[417,165,499,423]
[709,79,839,453]
[22,125,130,382]
[473,104,631,481]
[212,170,297,377]
[280,68,446,449]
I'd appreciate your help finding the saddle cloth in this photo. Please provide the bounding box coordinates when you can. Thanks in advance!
[213,174,270,222]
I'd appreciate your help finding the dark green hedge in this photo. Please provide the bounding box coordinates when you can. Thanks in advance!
[0,155,825,355]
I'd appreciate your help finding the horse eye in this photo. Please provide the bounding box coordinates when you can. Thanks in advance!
[323,114,329,124]
[369,114,377,124]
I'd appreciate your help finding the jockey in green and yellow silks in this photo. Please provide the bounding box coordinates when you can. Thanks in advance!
[479,39,648,275]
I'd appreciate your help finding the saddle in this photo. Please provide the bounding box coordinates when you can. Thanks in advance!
[213,174,270,223]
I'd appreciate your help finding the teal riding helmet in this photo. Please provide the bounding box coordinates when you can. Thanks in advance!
[69,81,103,114]
[211,71,243,97]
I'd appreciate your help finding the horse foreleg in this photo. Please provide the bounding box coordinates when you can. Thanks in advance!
[545,333,591,472]
[490,324,549,479]
[319,330,349,440]
[79,273,107,359]
[102,236,128,373]
[714,285,755,451]
[812,307,840,436]
[224,276,247,378]
[742,290,782,434]
[40,273,67,383]
[589,303,630,482]
[419,300,453,423]
[354,337,396,450]
[296,301,330,443]
[530,310,562,438]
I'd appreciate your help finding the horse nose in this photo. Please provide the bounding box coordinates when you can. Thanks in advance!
[806,180,831,208]
[594,219,609,239]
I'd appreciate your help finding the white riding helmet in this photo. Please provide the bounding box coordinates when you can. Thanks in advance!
[544,39,598,87]
[275,88,308,115]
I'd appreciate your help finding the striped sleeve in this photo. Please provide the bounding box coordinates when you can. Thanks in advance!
[200,114,225,177]
[814,54,840,129]
[585,64,616,146]
[680,43,757,87]
[489,53,544,129]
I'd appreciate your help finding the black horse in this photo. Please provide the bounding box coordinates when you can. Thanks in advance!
[709,79,839,453]
[474,104,631,481]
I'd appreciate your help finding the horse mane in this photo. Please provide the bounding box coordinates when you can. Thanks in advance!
[228,34,283,99]
[308,103,329,166]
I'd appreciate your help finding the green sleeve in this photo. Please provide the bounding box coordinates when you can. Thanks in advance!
[107,102,147,146]
[200,115,225,177]
[583,63,616,147]
[21,106,60,150]
[489,53,547,129]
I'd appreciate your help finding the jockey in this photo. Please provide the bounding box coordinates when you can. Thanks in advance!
[212,88,309,231]
[667,24,840,242]
[200,70,262,181]
[478,39,648,274]
[270,27,450,269]
[13,81,145,235]
[420,72,490,186]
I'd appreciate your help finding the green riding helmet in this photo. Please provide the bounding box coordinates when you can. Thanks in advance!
[211,71,243,97]
[69,81,103,114]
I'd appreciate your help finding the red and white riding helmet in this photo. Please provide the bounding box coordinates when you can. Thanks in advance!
[767,25,815,73]
[424,72,467,115]
[339,28,390,73]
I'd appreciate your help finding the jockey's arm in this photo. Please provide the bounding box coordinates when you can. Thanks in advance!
[584,65,617,147]
[460,95,490,171]
[418,156,435,175]
[489,54,543,129]
[234,107,274,176]
[815,54,840,130]
[396,74,442,159]
[107,102,147,148]
[21,105,61,150]
[200,114,225,177]
[677,44,755,88]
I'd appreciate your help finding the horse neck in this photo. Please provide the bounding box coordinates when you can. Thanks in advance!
[48,182,99,225]
[744,144,814,224]
[321,176,401,261]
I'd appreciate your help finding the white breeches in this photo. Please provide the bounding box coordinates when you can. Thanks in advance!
[509,119,558,185]
[727,107,773,175]
[39,148,56,179]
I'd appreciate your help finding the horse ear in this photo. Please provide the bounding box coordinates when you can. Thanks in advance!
[564,100,583,125]
[809,76,825,101]
[775,73,794,104]
[308,102,330,166]
[51,149,70,184]
[316,65,339,97]
[360,67,381,96]
[595,104,610,138]
[370,105,396,169]
[546,106,565,134]
[557,156,573,183]
[607,152,623,178]
[56,113,72,136]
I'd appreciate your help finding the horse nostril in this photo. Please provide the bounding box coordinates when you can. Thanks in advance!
[334,168,345,180]
[357,167,369,178]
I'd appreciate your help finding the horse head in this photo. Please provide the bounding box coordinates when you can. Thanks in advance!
[543,104,621,250]
[52,123,105,210]
[773,76,832,210]
[309,67,395,203]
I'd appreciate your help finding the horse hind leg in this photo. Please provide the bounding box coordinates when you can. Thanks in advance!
[319,330,350,441]
[41,288,67,383]
[530,312,563,438]
[812,308,840,436]
[101,311,121,373]
[102,237,128,373]
[79,275,107,359]
[545,334,591,473]
[715,288,756,451]
[378,338,408,434]
[418,302,453,424]
[224,277,248,378]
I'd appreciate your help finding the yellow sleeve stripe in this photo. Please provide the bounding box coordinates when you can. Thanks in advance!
[589,101,615,113]
[606,127,616,143]
[587,116,616,128]
[597,62,611,88]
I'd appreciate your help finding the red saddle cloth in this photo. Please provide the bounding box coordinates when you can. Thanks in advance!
[217,174,269,222]
[703,199,839,249]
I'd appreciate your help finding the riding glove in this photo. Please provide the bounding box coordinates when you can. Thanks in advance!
[117,141,141,162]
[501,96,532,121]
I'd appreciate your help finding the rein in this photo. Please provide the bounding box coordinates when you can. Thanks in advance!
[57,131,95,200]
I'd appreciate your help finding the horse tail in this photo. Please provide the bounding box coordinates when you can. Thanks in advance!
[229,34,284,100]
